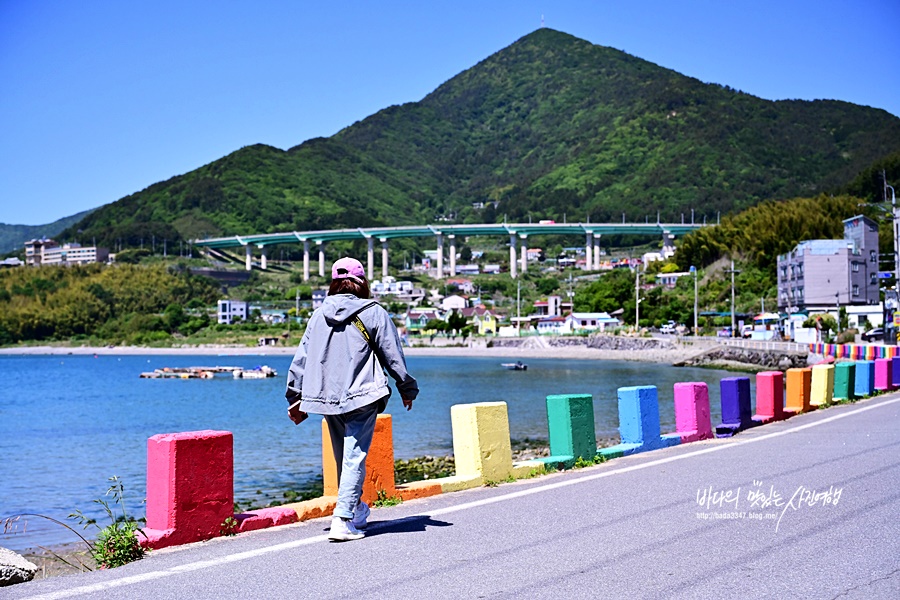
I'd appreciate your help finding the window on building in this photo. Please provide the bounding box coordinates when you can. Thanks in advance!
[871,273,878,285]
[852,262,860,272]
[853,285,860,297]
[871,250,877,263]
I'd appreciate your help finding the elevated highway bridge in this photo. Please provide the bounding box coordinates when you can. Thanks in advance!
[194,221,707,281]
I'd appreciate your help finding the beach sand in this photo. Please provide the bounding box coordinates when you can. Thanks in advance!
[0,343,698,364]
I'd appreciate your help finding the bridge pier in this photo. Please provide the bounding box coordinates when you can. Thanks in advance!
[245,245,252,271]
[509,234,517,279]
[381,238,389,279]
[585,233,593,271]
[520,234,528,274]
[367,238,375,280]
[303,240,310,281]
[318,243,325,278]
[593,236,601,270]
[259,246,267,270]
[436,234,444,279]
[449,235,456,277]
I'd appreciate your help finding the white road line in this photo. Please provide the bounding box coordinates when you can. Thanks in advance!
[21,395,900,600]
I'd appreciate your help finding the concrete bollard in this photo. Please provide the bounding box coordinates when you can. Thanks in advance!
[140,430,234,549]
[892,357,900,390]
[323,414,396,505]
[785,368,812,414]
[716,377,758,437]
[672,382,713,443]
[854,360,875,398]
[540,394,597,468]
[754,371,790,423]
[810,363,835,407]
[599,386,680,458]
[448,402,515,487]
[875,358,892,392]
[833,362,856,402]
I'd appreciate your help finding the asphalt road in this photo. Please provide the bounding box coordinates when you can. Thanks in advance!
[7,394,899,600]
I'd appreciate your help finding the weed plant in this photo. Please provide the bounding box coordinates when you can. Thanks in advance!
[70,476,145,569]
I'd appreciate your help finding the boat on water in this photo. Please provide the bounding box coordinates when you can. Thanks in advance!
[233,365,278,379]
[501,361,528,371]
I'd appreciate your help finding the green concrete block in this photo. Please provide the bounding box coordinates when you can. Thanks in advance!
[833,362,856,401]
[546,394,596,462]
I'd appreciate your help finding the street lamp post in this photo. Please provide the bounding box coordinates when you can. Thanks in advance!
[726,260,741,337]
[690,265,698,335]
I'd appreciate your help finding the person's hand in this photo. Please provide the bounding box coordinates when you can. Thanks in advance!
[401,395,414,411]
[288,404,308,425]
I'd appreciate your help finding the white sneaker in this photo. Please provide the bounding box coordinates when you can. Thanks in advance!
[351,501,370,529]
[328,517,364,542]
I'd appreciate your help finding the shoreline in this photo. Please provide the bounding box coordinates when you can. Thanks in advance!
[0,343,697,364]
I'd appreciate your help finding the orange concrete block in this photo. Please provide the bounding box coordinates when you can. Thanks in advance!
[282,496,338,522]
[785,368,812,413]
[397,480,443,501]
[322,414,396,505]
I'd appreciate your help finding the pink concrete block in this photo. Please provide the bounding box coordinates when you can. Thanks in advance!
[141,430,234,549]
[875,358,892,391]
[235,507,299,533]
[673,382,713,443]
[754,371,789,423]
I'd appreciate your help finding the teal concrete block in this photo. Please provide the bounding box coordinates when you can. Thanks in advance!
[854,360,874,398]
[546,394,596,462]
[833,362,856,401]
[598,386,680,458]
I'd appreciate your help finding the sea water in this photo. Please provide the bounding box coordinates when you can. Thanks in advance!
[0,353,748,551]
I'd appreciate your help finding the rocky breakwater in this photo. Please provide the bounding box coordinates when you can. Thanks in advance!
[673,344,809,372]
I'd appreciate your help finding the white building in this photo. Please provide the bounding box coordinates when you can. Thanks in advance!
[565,312,620,332]
[441,294,468,311]
[24,239,109,266]
[218,300,250,324]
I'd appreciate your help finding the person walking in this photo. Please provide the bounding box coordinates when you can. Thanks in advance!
[285,257,418,541]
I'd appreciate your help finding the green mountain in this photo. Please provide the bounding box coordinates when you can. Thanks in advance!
[0,209,96,254]
[62,29,900,247]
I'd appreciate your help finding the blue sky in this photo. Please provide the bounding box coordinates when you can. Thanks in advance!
[2,0,898,225]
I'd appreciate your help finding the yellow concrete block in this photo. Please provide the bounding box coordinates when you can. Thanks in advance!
[511,460,546,478]
[810,363,835,407]
[438,474,483,493]
[451,402,514,482]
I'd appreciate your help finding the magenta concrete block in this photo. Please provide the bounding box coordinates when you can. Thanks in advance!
[235,507,299,533]
[754,371,789,423]
[673,382,713,443]
[875,358,892,391]
[141,430,234,549]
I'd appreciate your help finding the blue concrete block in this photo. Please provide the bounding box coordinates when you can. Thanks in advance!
[716,377,759,437]
[599,386,680,458]
[854,360,875,398]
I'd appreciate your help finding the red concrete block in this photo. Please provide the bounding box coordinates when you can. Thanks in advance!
[140,430,234,549]
[754,371,790,423]
[234,507,299,533]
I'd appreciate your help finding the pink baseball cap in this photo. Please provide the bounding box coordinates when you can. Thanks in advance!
[331,257,366,282]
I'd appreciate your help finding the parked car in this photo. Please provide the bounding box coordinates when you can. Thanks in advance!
[659,323,677,334]
[717,327,733,338]
[741,324,754,338]
[862,327,884,342]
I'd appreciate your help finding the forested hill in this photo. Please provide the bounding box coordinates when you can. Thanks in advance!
[63,29,900,248]
[0,209,95,254]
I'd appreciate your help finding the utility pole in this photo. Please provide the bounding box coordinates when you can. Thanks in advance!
[635,262,641,329]
[726,260,741,337]
[690,265,698,336]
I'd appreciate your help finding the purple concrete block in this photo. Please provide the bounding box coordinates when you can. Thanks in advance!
[716,377,758,437]
[673,382,713,443]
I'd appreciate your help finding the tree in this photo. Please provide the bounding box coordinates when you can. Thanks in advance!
[447,309,467,335]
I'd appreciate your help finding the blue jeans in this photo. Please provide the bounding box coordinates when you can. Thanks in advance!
[324,402,379,520]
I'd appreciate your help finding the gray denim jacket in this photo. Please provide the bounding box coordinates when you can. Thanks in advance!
[285,294,418,415]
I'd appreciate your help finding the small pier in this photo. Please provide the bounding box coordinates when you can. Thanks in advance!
[139,366,277,379]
